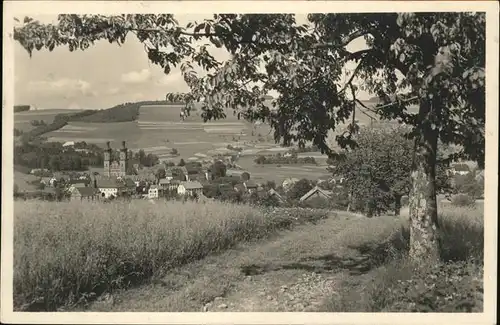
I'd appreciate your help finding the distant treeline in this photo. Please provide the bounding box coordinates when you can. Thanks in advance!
[22,110,98,142]
[79,100,189,123]
[20,100,190,141]
[14,105,31,113]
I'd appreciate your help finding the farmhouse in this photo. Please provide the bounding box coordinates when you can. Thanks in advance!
[177,181,204,197]
[97,178,127,199]
[148,185,163,199]
[70,186,99,201]
[159,178,170,190]
[299,186,332,202]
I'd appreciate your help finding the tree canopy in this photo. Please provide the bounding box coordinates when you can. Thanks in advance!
[13,13,485,164]
[14,12,485,262]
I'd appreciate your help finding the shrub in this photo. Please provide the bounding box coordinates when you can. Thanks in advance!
[323,203,484,312]
[366,259,483,312]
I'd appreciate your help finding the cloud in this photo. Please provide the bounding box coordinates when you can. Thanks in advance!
[26,78,97,98]
[121,69,152,84]
[105,87,122,95]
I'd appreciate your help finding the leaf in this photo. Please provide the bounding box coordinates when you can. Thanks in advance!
[193,23,206,34]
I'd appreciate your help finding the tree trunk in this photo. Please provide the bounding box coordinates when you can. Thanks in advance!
[366,197,375,218]
[408,100,441,262]
[394,194,402,216]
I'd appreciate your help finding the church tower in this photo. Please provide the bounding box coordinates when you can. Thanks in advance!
[104,141,112,177]
[119,141,128,177]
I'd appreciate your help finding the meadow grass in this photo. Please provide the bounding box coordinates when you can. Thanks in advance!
[13,200,314,311]
[322,202,485,312]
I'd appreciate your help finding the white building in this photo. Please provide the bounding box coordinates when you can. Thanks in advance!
[177,181,203,196]
[97,178,127,199]
[148,185,161,199]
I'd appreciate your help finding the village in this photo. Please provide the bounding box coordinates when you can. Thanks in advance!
[17,138,483,210]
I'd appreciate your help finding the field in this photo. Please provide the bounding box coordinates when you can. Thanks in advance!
[14,109,84,133]
[13,200,484,312]
[13,200,328,311]
[18,102,415,183]
[13,171,38,192]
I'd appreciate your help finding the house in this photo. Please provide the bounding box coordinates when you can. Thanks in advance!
[234,183,247,193]
[70,186,99,201]
[243,180,258,193]
[177,181,204,197]
[97,178,127,199]
[62,141,75,147]
[165,170,174,181]
[167,179,181,191]
[68,179,89,192]
[122,178,137,195]
[159,178,171,190]
[268,188,285,204]
[148,185,163,199]
[30,168,50,175]
[40,177,57,187]
[299,186,332,202]
[449,163,471,176]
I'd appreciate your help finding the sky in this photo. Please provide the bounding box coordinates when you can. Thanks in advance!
[14,14,369,110]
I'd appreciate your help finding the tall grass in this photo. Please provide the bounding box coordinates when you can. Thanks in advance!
[14,200,304,311]
[323,203,485,312]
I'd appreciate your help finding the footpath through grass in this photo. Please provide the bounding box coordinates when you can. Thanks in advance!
[14,200,328,311]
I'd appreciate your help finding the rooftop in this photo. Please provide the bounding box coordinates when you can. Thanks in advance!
[74,187,99,197]
[181,181,204,190]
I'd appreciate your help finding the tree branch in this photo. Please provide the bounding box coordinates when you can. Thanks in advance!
[311,30,369,49]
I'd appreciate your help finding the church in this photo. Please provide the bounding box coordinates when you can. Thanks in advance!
[104,141,129,177]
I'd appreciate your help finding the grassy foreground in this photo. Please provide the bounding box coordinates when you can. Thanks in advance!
[323,203,484,312]
[13,200,327,311]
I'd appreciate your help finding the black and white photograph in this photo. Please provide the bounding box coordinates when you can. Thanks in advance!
[2,1,498,324]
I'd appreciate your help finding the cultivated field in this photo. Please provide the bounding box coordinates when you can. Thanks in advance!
[13,199,483,312]
[46,121,141,147]
[13,200,327,311]
[14,109,84,132]
[22,102,413,182]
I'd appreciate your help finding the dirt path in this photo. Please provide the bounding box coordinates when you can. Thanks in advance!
[87,212,399,312]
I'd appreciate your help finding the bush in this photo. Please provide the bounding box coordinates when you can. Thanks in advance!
[322,203,484,312]
[451,194,476,207]
[366,259,483,312]
[14,200,322,311]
